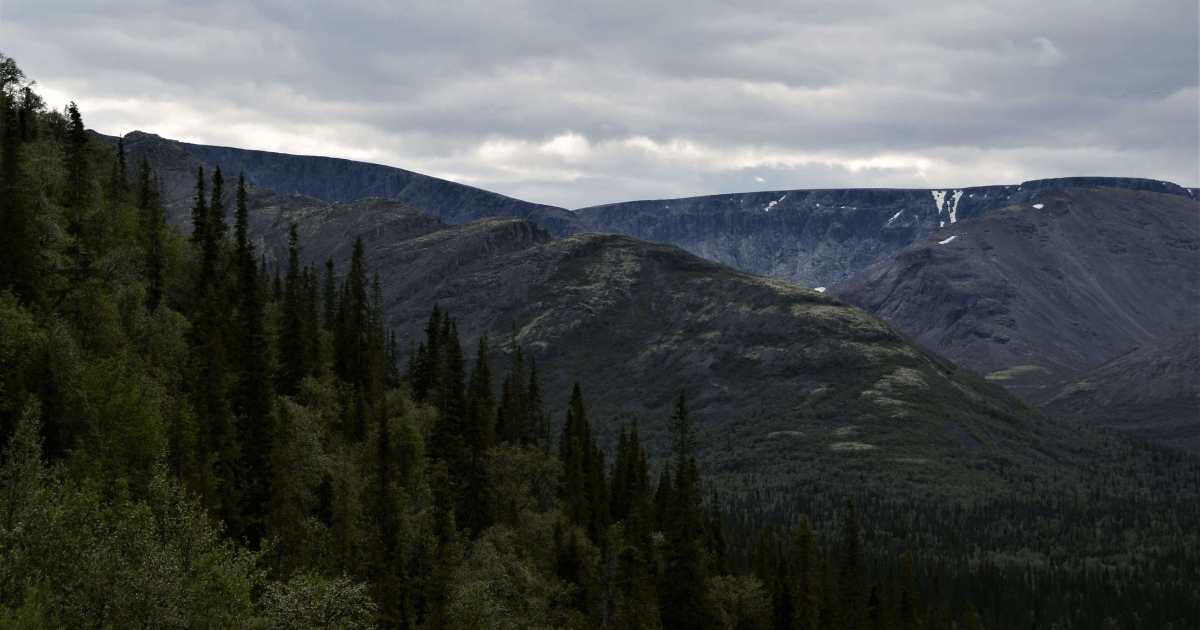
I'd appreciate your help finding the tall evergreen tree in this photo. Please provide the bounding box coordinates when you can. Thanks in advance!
[371,404,414,630]
[837,499,870,630]
[659,389,720,630]
[232,172,275,548]
[334,236,373,389]
[189,285,242,535]
[425,462,458,630]
[428,313,466,463]
[705,490,731,577]
[897,553,920,630]
[208,166,228,240]
[136,157,165,310]
[494,331,527,444]
[65,102,90,274]
[190,165,208,245]
[410,304,442,404]
[789,518,821,630]
[278,223,313,396]
[526,357,548,447]
[0,95,40,306]
[459,332,495,536]
[322,258,336,331]
[199,166,227,285]
[557,382,607,541]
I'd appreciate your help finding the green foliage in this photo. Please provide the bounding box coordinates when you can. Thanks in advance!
[0,290,43,445]
[710,575,771,630]
[79,356,162,491]
[0,410,262,629]
[260,572,378,630]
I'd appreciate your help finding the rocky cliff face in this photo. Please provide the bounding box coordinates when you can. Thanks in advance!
[574,179,1197,289]
[1030,328,1200,453]
[830,188,1200,398]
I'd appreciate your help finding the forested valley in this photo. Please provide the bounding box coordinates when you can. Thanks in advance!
[0,55,1196,630]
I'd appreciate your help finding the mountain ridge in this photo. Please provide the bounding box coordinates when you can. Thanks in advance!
[830,187,1200,399]
[94,131,1197,292]
[1030,327,1200,452]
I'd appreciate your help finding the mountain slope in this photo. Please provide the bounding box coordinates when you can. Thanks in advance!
[574,178,1197,289]
[830,187,1200,397]
[180,139,584,237]
[1031,328,1200,452]
[99,131,1198,293]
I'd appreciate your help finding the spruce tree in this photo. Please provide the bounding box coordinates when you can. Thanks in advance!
[494,331,527,444]
[371,404,414,630]
[322,258,336,331]
[410,304,442,403]
[199,166,227,286]
[189,285,242,536]
[557,382,607,541]
[428,314,465,464]
[897,553,920,630]
[526,357,548,447]
[817,548,837,630]
[190,166,208,244]
[705,490,731,577]
[789,518,820,630]
[65,102,90,274]
[459,333,495,536]
[232,172,275,548]
[0,96,40,306]
[425,462,458,630]
[278,223,313,396]
[208,166,228,240]
[310,265,328,378]
[925,572,951,630]
[837,499,870,630]
[136,158,165,310]
[334,236,372,389]
[659,389,719,630]
[867,582,886,630]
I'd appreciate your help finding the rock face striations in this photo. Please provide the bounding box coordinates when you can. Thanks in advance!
[830,187,1200,399]
[573,179,1196,289]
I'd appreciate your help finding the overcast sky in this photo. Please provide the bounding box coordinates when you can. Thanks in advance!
[3,0,1196,208]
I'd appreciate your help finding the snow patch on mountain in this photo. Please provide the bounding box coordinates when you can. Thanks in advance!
[1033,204,1044,209]
[949,190,963,223]
[765,194,787,212]
[939,235,957,244]
[887,210,903,225]
[932,190,947,213]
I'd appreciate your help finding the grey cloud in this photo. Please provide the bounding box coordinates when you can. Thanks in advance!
[4,0,1196,208]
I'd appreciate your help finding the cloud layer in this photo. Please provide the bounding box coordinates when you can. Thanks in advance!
[6,0,1197,208]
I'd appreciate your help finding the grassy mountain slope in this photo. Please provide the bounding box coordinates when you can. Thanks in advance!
[1031,328,1200,452]
[831,188,1200,397]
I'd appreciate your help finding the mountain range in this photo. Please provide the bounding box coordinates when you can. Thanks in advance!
[108,131,1199,291]
[94,130,1199,454]
[831,187,1199,388]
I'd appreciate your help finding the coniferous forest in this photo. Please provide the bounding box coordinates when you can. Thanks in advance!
[0,54,1196,630]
